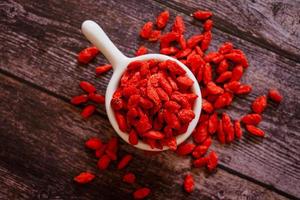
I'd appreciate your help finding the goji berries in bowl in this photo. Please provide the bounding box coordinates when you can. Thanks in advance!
[81,20,202,151]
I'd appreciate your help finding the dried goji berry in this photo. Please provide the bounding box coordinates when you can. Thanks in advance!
[176,143,195,156]
[202,99,214,113]
[95,64,112,75]
[85,137,102,150]
[140,22,153,39]
[184,174,195,193]
[175,48,192,59]
[208,112,219,134]
[230,65,243,81]
[143,131,165,139]
[193,157,209,168]
[81,105,96,119]
[241,114,262,125]
[133,187,151,199]
[117,154,133,170]
[88,93,105,104]
[74,172,95,184]
[218,42,233,54]
[201,31,212,51]
[71,95,88,105]
[214,92,233,109]
[192,10,212,20]
[115,112,128,132]
[187,34,204,48]
[172,16,185,34]
[268,89,283,103]
[206,81,224,95]
[80,81,96,93]
[207,151,218,171]
[217,59,229,74]
[129,129,139,145]
[222,113,234,143]
[203,19,213,31]
[192,145,208,158]
[193,122,208,144]
[77,46,99,64]
[234,120,242,139]
[160,46,179,55]
[123,172,136,184]
[252,95,267,114]
[162,136,177,150]
[149,30,161,42]
[156,10,169,29]
[246,125,265,137]
[235,84,252,95]
[135,46,148,56]
[178,109,195,124]
[203,63,212,85]
[224,81,241,93]
[97,154,111,170]
[178,34,187,50]
[216,71,232,83]
[177,76,194,89]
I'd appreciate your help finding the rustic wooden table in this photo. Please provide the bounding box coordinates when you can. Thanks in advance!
[0,0,299,199]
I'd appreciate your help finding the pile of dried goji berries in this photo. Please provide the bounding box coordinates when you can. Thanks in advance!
[111,59,197,149]
[72,9,283,199]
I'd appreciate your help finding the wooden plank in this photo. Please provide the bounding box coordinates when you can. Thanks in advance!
[154,0,300,62]
[0,0,299,197]
[0,73,289,200]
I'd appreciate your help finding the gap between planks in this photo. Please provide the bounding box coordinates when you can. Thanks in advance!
[0,68,298,200]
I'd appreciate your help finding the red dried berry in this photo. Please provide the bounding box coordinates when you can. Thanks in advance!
[74,172,95,184]
[96,64,112,75]
[241,114,262,125]
[201,31,212,51]
[222,113,235,143]
[187,34,204,48]
[184,174,195,193]
[208,112,219,134]
[71,95,88,105]
[135,46,148,56]
[178,34,187,50]
[216,71,232,83]
[172,16,185,34]
[81,105,96,119]
[207,151,218,171]
[77,46,99,64]
[268,89,283,103]
[129,129,139,145]
[203,63,212,85]
[193,157,209,168]
[97,154,111,170]
[206,81,224,95]
[178,109,195,124]
[115,112,128,132]
[230,65,244,81]
[140,22,153,39]
[160,46,179,55]
[123,172,136,184]
[217,59,229,74]
[252,95,267,114]
[246,125,265,137]
[88,93,105,104]
[192,145,208,158]
[193,122,208,144]
[202,99,214,113]
[235,84,252,95]
[192,10,212,20]
[80,81,96,93]
[203,19,213,31]
[143,131,165,140]
[85,138,102,150]
[156,10,169,29]
[234,120,243,139]
[218,42,233,54]
[149,30,161,42]
[176,143,196,156]
[117,154,133,170]
[133,187,151,199]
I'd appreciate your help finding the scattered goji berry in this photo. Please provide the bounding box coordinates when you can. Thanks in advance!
[252,95,267,114]
[176,143,196,156]
[133,187,151,199]
[203,19,213,31]
[234,120,242,139]
[81,105,96,119]
[192,10,212,20]
[117,154,133,170]
[95,64,112,75]
[207,151,218,171]
[268,89,283,103]
[97,154,111,170]
[241,114,262,125]
[135,46,148,56]
[71,95,88,105]
[85,138,102,150]
[74,172,95,184]
[246,125,265,137]
[172,16,185,34]
[183,174,195,193]
[140,22,153,39]
[88,93,105,104]
[156,10,169,29]
[193,157,209,168]
[77,46,99,64]
[80,81,96,93]
[123,172,136,184]
[208,112,219,134]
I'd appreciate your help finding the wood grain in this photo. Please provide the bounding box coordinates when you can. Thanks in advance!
[0,0,299,198]
[155,0,300,62]
[0,73,289,200]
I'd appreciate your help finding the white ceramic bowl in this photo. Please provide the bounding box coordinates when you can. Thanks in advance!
[81,20,202,151]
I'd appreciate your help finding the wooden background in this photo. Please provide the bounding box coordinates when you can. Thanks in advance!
[0,0,300,199]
